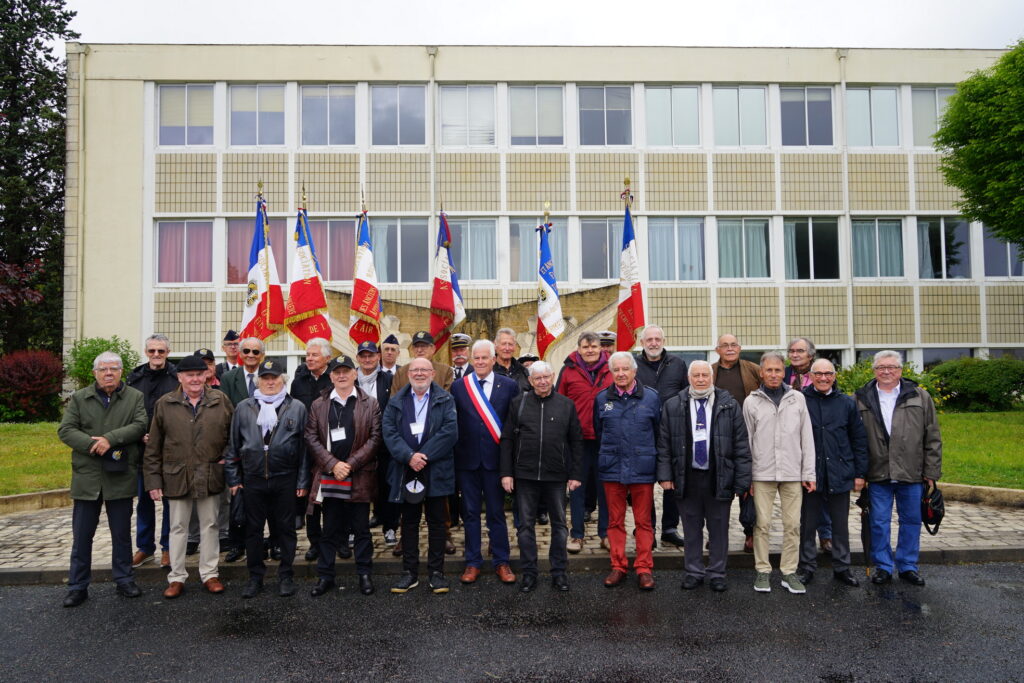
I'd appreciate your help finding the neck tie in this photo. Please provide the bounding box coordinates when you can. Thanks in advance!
[454,367,463,380]
[695,398,708,467]
[247,373,256,398]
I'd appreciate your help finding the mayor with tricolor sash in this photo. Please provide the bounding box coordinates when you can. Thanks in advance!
[450,339,519,586]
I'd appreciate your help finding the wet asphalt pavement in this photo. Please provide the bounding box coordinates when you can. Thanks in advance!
[2,562,1023,682]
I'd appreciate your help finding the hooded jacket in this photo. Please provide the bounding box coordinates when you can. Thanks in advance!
[854,378,942,483]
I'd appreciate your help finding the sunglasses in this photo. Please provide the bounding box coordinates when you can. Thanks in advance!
[146,349,167,355]
[240,348,263,355]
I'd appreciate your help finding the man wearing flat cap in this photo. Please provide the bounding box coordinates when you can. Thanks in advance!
[215,330,241,379]
[390,331,454,395]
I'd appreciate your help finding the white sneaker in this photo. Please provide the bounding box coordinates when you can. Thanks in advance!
[384,529,397,547]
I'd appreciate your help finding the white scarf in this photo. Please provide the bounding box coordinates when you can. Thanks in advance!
[357,367,379,396]
[253,388,287,436]
[689,385,714,399]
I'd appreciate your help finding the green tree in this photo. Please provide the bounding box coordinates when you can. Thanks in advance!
[935,40,1024,250]
[0,0,78,354]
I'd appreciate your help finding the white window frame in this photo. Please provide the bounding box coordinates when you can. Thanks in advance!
[157,84,214,148]
[852,218,906,280]
[717,217,771,280]
[712,86,768,148]
[579,217,623,280]
[846,86,900,148]
[647,217,705,281]
[577,85,633,147]
[917,216,972,280]
[508,84,565,147]
[443,217,498,282]
[779,86,834,147]
[438,84,496,148]
[300,84,357,147]
[229,83,286,147]
[155,220,214,286]
[644,85,701,148]
[783,217,841,281]
[370,84,427,148]
[306,217,357,283]
[372,217,430,283]
[982,228,1024,279]
[508,216,569,282]
[911,86,956,148]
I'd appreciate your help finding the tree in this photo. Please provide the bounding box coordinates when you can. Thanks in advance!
[0,0,78,354]
[935,40,1024,251]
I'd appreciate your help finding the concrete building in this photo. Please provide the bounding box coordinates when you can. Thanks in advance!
[63,44,1023,371]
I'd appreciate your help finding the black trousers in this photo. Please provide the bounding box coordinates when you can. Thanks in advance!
[375,451,400,532]
[243,476,298,581]
[401,496,447,576]
[69,496,133,591]
[318,499,372,579]
[306,503,323,545]
[516,479,569,577]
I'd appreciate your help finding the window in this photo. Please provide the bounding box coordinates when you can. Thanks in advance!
[371,85,425,146]
[712,87,766,146]
[308,219,356,281]
[578,86,632,146]
[718,218,770,278]
[369,218,429,282]
[983,228,1023,277]
[230,85,285,146]
[990,348,1024,360]
[157,221,212,283]
[509,86,564,145]
[853,219,904,277]
[784,217,839,280]
[509,218,568,282]
[301,85,355,146]
[847,87,899,146]
[580,218,624,279]
[856,349,907,363]
[227,218,287,284]
[918,217,971,279]
[780,87,833,146]
[912,87,955,147]
[439,85,495,146]
[923,347,972,370]
[648,218,704,280]
[646,86,699,146]
[445,218,496,280]
[158,85,213,146]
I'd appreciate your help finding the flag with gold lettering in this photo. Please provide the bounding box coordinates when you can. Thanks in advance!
[349,210,382,346]
[285,204,332,344]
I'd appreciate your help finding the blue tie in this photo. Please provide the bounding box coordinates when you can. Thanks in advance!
[247,373,256,398]
[694,398,708,467]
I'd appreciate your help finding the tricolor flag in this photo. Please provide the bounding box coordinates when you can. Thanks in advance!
[239,195,285,341]
[349,210,382,346]
[616,204,645,351]
[284,205,332,345]
[535,222,565,360]
[428,212,466,351]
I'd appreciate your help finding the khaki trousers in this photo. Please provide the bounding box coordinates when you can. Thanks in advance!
[167,495,220,584]
[753,481,803,575]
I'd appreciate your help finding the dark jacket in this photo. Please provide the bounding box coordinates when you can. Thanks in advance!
[220,365,257,407]
[381,382,459,501]
[224,394,310,490]
[215,360,239,380]
[126,361,178,418]
[494,357,532,393]
[499,390,584,482]
[58,383,148,501]
[304,388,381,508]
[635,352,688,397]
[593,382,661,485]
[802,385,869,493]
[556,350,612,440]
[854,378,942,483]
[656,387,751,501]
[450,373,519,471]
[290,363,333,410]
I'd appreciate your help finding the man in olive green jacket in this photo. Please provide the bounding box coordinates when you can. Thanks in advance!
[57,351,148,608]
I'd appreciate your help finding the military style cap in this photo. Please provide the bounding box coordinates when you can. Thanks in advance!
[328,355,356,372]
[257,360,286,377]
[222,329,240,341]
[357,341,379,354]
[518,354,539,364]
[411,331,435,346]
[599,330,617,345]
[450,333,472,349]
[382,334,400,346]
[193,348,215,361]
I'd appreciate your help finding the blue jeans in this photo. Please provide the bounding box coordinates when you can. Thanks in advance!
[570,440,607,540]
[135,471,170,553]
[868,481,923,573]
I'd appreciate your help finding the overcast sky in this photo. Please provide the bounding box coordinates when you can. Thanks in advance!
[63,0,1022,50]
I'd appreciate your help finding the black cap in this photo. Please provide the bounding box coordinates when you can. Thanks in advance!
[450,333,471,349]
[176,355,207,373]
[223,329,240,342]
[382,334,399,346]
[193,348,215,361]
[328,355,356,372]
[257,360,286,377]
[518,354,539,364]
[357,341,379,354]
[412,331,434,346]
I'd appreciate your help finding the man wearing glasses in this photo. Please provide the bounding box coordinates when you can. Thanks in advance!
[855,350,942,587]
[215,330,241,379]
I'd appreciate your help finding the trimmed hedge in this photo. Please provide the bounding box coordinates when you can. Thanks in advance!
[0,350,64,422]
[66,336,140,389]
[834,358,943,406]
[930,357,1024,412]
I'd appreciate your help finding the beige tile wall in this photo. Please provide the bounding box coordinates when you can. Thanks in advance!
[507,153,570,212]
[713,153,775,212]
[852,286,915,345]
[914,154,961,211]
[576,153,638,212]
[785,286,848,346]
[367,153,430,212]
[295,153,360,213]
[781,154,843,211]
[222,153,288,213]
[717,287,780,347]
[645,153,708,211]
[920,285,981,343]
[154,291,218,350]
[648,286,712,346]
[155,153,217,213]
[848,154,908,211]
[986,285,1024,343]
[437,153,500,212]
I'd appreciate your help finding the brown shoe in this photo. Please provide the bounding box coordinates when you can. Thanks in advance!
[819,538,833,553]
[600,537,611,552]
[495,564,516,584]
[131,550,154,568]
[638,572,656,591]
[445,538,457,555]
[460,566,481,584]
[392,537,403,557]
[163,581,185,599]
[203,577,225,594]
[743,535,754,554]
[566,537,584,554]
[604,569,628,588]
[160,551,171,568]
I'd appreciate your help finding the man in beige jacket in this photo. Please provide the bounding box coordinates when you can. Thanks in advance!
[742,351,816,595]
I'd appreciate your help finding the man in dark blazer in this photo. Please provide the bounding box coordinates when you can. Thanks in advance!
[449,339,519,585]
[215,330,241,380]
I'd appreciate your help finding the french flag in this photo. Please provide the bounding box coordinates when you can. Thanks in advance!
[239,195,285,341]
[616,204,645,351]
[285,205,332,344]
[536,222,565,359]
[348,210,382,346]
[428,212,466,351]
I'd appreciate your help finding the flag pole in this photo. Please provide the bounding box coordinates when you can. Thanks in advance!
[257,180,272,334]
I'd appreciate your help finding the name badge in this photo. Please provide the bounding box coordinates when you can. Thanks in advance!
[410,422,424,436]
[694,427,708,443]
[315,485,324,503]
[330,427,347,443]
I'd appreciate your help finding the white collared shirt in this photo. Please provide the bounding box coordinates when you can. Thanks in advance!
[473,371,495,400]
[877,384,899,435]
[689,391,715,469]
[330,388,355,407]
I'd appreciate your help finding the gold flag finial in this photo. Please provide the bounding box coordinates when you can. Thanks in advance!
[543,200,551,224]
[621,177,633,208]
[301,183,307,207]
[257,180,264,196]
[361,186,367,214]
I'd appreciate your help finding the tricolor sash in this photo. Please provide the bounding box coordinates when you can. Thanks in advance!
[464,374,502,444]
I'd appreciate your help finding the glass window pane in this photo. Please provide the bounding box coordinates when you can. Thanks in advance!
[739,88,766,146]
[371,86,398,146]
[647,218,675,279]
[744,219,770,277]
[509,86,536,145]
[308,220,329,278]
[871,88,899,146]
[329,219,355,280]
[646,88,672,146]
[372,219,398,282]
[1011,242,1023,277]
[678,218,704,280]
[157,222,185,282]
[604,87,631,145]
[918,219,944,278]
[581,219,610,278]
[537,86,563,144]
[945,218,971,279]
[468,86,495,146]
[446,219,467,276]
[258,86,285,145]
[785,218,810,279]
[713,88,739,146]
[806,88,833,146]
[187,85,213,144]
[398,85,425,145]
[328,86,355,145]
[230,86,258,146]
[159,86,186,145]
[852,220,877,277]
[937,88,955,119]
[847,89,871,147]
[983,229,1009,277]
[185,222,213,282]
[400,219,428,281]
[302,86,328,146]
[813,218,840,279]
[878,220,904,277]
[718,219,743,277]
[672,87,699,145]
[912,89,937,147]
[780,88,806,146]
[579,87,605,145]
[469,219,496,279]
[440,86,466,146]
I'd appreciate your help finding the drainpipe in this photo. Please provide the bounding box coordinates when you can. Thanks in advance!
[427,46,438,219]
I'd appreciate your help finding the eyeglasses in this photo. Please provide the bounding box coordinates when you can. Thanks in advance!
[718,343,740,349]
[811,371,835,378]
[874,365,902,372]
[240,348,263,355]
[789,348,809,354]
[146,349,167,355]
[409,369,432,375]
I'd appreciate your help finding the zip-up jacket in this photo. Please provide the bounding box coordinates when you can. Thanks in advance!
[635,351,688,397]
[854,378,942,483]
[593,382,661,484]
[224,394,310,490]
[499,390,584,482]
[801,384,868,493]
[743,385,816,482]
[556,351,612,440]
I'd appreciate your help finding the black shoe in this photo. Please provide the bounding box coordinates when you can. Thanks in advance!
[294,515,304,531]
[241,579,263,599]
[337,544,352,560]
[834,570,860,587]
[186,541,199,556]
[359,575,375,595]
[429,572,450,594]
[552,574,570,592]
[270,546,283,561]
[538,512,549,525]
[63,589,88,608]
[116,581,142,598]
[391,572,419,593]
[710,577,728,593]
[368,515,381,528]
[795,569,814,585]
[872,569,892,585]
[681,575,703,590]
[304,546,319,562]
[278,577,296,597]
[899,570,925,586]
[660,529,685,548]
[310,579,335,597]
[225,547,245,563]
[584,510,594,523]
[520,574,538,593]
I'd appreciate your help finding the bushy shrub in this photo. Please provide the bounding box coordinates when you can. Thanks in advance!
[835,359,944,407]
[66,336,140,389]
[0,350,64,421]
[930,357,1024,412]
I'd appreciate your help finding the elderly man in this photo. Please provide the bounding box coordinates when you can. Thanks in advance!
[634,324,688,548]
[225,360,309,599]
[58,352,148,607]
[450,339,519,585]
[657,360,750,592]
[194,348,219,387]
[501,361,583,592]
[595,352,661,591]
[290,337,334,548]
[355,340,398,548]
[855,350,942,587]
[390,331,455,395]
[380,334,401,376]
[215,329,241,379]
[305,355,382,596]
[797,359,868,587]
[493,327,531,392]
[743,351,816,595]
[382,357,459,594]
[126,334,178,569]
[144,355,234,599]
[450,333,472,380]
[785,337,816,390]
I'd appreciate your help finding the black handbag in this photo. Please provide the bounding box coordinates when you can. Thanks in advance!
[922,482,945,535]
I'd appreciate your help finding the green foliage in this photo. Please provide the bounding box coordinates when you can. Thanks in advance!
[935,40,1024,250]
[834,358,944,407]
[66,336,139,388]
[930,357,1024,412]
[938,410,1024,489]
[0,349,64,421]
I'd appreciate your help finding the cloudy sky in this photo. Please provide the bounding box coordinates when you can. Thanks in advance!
[63,0,1022,49]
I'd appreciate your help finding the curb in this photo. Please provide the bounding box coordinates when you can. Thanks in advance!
[0,489,71,516]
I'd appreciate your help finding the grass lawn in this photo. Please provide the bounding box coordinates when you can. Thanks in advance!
[0,422,70,496]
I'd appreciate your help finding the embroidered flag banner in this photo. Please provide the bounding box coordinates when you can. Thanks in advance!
[428,212,466,351]
[349,210,382,346]
[285,204,332,344]
[536,222,565,359]
[616,201,645,351]
[239,194,285,341]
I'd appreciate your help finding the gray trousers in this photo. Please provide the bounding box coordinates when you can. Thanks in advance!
[680,469,733,580]
[799,489,852,573]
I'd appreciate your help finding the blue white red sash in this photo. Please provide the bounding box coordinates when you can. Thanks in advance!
[464,374,502,444]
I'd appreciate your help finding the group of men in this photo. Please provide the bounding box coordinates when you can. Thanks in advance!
[58,323,941,606]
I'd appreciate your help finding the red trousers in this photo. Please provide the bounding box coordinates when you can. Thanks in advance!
[603,482,654,573]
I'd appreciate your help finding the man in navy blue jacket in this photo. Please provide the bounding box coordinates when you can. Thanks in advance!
[450,339,519,586]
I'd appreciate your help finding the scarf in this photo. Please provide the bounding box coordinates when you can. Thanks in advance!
[253,388,287,436]
[570,350,608,385]
[689,385,714,399]
[358,368,379,396]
